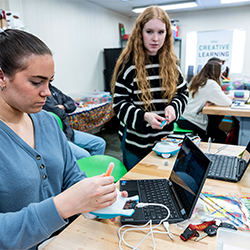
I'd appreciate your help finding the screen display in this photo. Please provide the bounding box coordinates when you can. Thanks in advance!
[169,136,211,217]
[242,141,250,165]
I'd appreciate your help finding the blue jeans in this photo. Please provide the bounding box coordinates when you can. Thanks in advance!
[68,129,106,160]
[121,127,146,171]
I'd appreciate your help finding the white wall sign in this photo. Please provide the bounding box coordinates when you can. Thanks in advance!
[186,29,246,77]
[196,30,233,73]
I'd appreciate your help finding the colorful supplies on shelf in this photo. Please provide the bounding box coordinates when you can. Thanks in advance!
[74,91,111,106]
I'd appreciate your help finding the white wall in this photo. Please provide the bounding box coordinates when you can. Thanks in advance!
[2,1,249,93]
[167,6,250,80]
[1,0,131,95]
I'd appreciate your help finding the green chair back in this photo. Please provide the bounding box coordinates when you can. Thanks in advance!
[47,112,126,181]
[173,122,193,134]
[77,155,127,182]
[48,112,63,130]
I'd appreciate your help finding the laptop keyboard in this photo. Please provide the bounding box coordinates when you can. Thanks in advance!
[138,179,178,220]
[205,154,238,181]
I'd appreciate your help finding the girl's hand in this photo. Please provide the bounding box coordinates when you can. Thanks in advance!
[164,106,176,124]
[54,175,118,219]
[144,112,165,129]
[56,104,65,109]
[205,101,213,106]
[227,96,235,100]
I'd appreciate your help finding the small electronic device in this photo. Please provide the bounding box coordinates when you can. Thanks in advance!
[84,189,139,219]
[152,141,180,158]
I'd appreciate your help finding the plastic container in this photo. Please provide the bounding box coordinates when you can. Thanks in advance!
[216,227,250,250]
[152,141,180,158]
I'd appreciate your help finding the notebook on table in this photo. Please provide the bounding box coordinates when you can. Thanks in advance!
[119,136,212,225]
[205,140,250,182]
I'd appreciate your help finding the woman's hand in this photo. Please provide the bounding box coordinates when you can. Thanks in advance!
[227,96,235,100]
[205,101,213,106]
[164,106,176,124]
[56,104,65,110]
[54,175,118,220]
[144,112,165,129]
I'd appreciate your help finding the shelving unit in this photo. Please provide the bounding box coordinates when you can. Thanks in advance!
[174,37,182,65]
[120,38,127,48]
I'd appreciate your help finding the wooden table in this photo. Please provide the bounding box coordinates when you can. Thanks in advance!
[203,105,250,146]
[44,143,250,250]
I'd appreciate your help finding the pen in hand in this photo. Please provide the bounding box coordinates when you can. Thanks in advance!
[104,162,115,177]
[160,116,169,128]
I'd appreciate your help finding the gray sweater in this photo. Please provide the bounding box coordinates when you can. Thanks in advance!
[0,110,86,250]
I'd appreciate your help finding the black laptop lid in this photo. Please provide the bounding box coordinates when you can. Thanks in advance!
[169,136,211,218]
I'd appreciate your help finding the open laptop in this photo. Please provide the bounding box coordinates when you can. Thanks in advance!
[120,136,212,225]
[205,140,250,182]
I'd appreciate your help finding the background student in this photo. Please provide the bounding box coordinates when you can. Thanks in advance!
[207,57,230,80]
[0,28,126,250]
[43,83,106,160]
[177,61,234,143]
[111,6,188,170]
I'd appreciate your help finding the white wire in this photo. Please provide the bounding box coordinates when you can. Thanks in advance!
[214,144,228,154]
[189,135,201,147]
[118,203,173,250]
[118,221,152,249]
[205,137,212,153]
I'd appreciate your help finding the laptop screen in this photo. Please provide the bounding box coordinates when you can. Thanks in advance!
[169,136,211,218]
[241,141,250,165]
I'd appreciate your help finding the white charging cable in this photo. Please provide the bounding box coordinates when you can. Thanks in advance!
[214,144,228,155]
[205,137,212,153]
[205,137,228,155]
[118,202,174,250]
[189,135,201,147]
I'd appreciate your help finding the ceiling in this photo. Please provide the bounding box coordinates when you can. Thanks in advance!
[86,0,250,17]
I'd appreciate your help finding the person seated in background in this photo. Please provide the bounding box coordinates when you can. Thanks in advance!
[177,61,234,143]
[43,83,106,160]
[207,57,230,80]
[0,28,127,250]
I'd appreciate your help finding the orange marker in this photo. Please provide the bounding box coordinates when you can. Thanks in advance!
[104,162,114,176]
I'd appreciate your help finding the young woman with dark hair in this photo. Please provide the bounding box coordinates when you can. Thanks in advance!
[177,61,233,143]
[0,29,126,250]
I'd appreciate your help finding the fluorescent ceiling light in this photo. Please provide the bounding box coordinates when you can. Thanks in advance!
[221,0,250,3]
[132,1,197,13]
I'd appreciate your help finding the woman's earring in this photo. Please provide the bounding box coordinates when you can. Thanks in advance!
[0,85,3,91]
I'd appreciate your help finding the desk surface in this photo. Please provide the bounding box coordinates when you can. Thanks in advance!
[203,105,250,117]
[44,143,250,250]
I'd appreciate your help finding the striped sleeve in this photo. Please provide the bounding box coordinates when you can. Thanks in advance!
[168,66,189,120]
[113,66,146,132]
